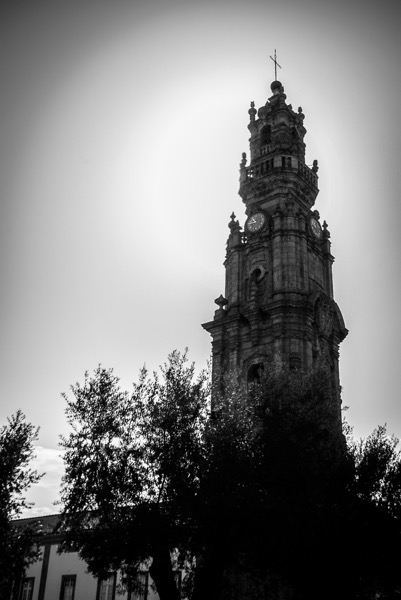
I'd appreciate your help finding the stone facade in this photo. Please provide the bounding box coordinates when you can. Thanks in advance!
[203,80,347,426]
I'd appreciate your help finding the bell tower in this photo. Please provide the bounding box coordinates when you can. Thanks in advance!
[202,80,348,425]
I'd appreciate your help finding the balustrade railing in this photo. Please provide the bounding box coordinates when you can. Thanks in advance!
[241,156,317,187]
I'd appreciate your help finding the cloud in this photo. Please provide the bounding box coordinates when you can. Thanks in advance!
[20,446,65,518]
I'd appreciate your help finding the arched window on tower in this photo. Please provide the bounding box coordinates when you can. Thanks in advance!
[260,125,271,147]
[247,363,264,385]
[289,352,302,370]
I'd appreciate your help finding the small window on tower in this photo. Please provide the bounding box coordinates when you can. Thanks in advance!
[290,353,301,370]
[248,363,264,385]
[260,125,271,146]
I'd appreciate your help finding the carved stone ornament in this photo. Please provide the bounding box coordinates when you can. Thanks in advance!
[316,301,333,336]
[215,295,228,309]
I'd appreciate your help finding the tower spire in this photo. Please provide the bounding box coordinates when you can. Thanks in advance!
[269,49,282,81]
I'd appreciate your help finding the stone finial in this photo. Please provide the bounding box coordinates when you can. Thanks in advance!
[312,159,319,173]
[297,107,305,122]
[248,101,257,122]
[270,80,284,94]
[322,220,331,238]
[240,152,247,168]
[229,212,241,232]
[214,295,228,309]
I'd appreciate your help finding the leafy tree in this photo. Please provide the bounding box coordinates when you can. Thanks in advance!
[60,354,401,600]
[193,364,401,600]
[193,362,351,600]
[344,425,401,600]
[0,411,42,598]
[59,351,209,600]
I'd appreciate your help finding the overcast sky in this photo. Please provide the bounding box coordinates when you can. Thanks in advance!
[1,0,400,517]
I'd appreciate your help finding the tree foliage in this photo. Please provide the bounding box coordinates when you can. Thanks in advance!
[193,362,351,600]
[60,355,401,600]
[345,426,401,599]
[0,411,42,597]
[60,351,209,600]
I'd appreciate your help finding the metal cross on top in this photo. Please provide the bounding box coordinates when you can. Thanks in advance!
[269,49,282,81]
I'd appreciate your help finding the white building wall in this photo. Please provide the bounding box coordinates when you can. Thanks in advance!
[43,545,99,600]
[23,550,42,600]
[21,542,160,600]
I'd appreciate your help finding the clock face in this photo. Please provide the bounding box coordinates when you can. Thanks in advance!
[310,217,322,239]
[246,212,266,233]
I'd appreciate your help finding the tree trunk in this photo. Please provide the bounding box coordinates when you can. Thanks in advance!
[191,550,225,600]
[149,545,180,600]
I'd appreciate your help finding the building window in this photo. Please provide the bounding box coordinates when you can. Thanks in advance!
[260,125,271,146]
[130,571,149,600]
[289,352,301,370]
[247,363,264,385]
[59,575,76,600]
[97,574,116,600]
[19,578,34,600]
[174,571,182,594]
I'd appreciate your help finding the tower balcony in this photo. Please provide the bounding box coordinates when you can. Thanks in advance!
[240,155,318,189]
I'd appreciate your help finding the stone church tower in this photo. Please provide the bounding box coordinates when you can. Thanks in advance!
[202,80,347,425]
